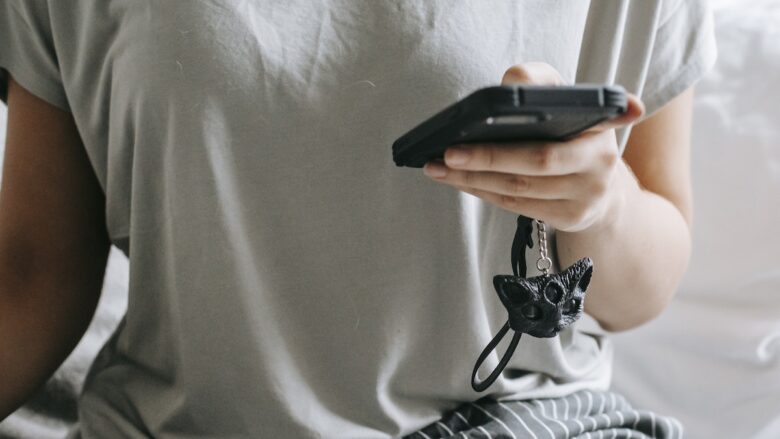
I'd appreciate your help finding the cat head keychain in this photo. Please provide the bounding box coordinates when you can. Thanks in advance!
[471,215,593,392]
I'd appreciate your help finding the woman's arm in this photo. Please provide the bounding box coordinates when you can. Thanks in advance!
[556,88,695,332]
[0,76,110,418]
[422,62,695,333]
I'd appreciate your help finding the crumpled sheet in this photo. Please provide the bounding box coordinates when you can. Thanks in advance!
[611,1,780,438]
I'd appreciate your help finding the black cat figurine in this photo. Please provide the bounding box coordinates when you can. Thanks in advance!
[493,257,593,338]
[471,214,594,392]
[471,258,593,392]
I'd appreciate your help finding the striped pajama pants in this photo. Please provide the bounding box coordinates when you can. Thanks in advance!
[403,390,682,439]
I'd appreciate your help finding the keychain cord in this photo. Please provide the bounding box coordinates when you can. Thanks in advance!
[472,215,535,392]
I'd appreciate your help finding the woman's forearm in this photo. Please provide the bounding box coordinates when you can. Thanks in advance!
[0,251,105,419]
[1,77,111,419]
[555,159,693,332]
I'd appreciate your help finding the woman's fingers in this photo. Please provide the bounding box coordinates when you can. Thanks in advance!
[500,62,646,133]
[452,183,578,226]
[501,62,567,86]
[585,93,646,133]
[423,164,591,200]
[441,131,610,176]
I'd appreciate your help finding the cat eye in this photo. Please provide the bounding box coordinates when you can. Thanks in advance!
[563,298,581,314]
[520,304,542,320]
[544,282,564,304]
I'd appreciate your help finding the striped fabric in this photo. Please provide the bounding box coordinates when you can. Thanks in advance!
[403,390,682,439]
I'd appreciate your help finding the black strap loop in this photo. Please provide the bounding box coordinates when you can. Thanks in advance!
[471,320,523,392]
[471,215,531,392]
[511,215,534,278]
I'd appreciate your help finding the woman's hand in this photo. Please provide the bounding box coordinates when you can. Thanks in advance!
[422,62,645,233]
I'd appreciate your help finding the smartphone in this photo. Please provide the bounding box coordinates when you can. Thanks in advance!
[391,84,627,168]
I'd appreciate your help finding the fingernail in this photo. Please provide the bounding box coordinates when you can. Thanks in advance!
[424,162,447,177]
[446,148,471,165]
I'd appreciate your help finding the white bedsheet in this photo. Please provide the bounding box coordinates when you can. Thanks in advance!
[611,1,780,438]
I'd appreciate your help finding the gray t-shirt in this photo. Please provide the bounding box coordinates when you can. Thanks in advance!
[0,1,716,437]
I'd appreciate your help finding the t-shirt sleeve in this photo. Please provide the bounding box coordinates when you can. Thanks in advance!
[0,0,70,111]
[640,0,718,119]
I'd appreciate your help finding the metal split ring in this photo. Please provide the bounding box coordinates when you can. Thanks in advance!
[536,256,553,272]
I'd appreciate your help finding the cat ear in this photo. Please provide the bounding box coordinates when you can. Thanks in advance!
[561,257,593,293]
[576,263,593,292]
[493,275,534,309]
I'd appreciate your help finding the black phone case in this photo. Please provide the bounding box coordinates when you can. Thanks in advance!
[392,84,627,168]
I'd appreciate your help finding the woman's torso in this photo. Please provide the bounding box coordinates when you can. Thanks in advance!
[43,1,664,437]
